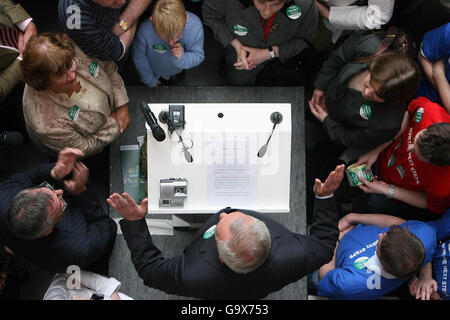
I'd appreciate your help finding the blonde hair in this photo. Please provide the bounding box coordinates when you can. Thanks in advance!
[151,0,187,41]
[20,33,75,91]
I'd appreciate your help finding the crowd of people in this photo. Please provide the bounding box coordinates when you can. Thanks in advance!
[0,0,449,301]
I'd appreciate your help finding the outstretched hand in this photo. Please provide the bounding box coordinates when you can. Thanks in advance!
[313,164,345,197]
[107,193,148,221]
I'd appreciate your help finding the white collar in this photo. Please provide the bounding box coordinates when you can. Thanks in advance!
[364,254,397,279]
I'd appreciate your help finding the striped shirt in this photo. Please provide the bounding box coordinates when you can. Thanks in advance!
[58,0,128,61]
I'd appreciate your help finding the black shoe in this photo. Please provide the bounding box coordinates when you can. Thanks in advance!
[0,131,23,147]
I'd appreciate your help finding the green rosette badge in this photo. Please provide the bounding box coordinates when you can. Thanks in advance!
[68,105,80,121]
[360,104,372,120]
[233,24,248,36]
[152,44,167,54]
[286,5,302,19]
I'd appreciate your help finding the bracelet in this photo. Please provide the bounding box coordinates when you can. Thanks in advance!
[386,184,395,199]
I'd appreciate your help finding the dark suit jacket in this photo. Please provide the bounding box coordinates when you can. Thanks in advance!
[313,32,406,150]
[0,163,117,273]
[120,197,339,299]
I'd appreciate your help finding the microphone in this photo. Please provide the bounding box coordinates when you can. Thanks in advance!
[139,101,166,142]
[257,112,283,158]
[0,131,23,147]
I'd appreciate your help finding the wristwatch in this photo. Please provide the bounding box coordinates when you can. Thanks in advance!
[90,293,104,300]
[268,46,276,59]
[118,19,129,31]
[386,184,395,199]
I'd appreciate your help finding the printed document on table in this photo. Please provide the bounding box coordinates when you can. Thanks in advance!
[205,139,258,208]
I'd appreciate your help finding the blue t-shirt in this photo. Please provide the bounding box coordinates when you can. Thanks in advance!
[318,220,437,300]
[415,23,450,105]
[428,208,450,300]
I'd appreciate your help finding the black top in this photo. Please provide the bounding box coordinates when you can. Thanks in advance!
[120,197,339,300]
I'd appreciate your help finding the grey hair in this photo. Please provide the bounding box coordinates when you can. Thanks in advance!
[7,188,53,240]
[216,216,271,274]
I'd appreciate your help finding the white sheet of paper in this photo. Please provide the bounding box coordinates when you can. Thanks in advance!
[205,139,258,208]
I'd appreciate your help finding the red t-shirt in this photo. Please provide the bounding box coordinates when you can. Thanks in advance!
[378,97,450,213]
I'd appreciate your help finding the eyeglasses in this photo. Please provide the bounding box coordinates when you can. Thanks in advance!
[35,181,68,212]
[55,58,78,83]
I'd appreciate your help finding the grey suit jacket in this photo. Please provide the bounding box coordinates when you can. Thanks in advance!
[202,0,318,62]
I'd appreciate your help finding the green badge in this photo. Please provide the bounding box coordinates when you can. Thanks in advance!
[286,5,302,19]
[88,61,99,78]
[68,105,80,121]
[387,154,395,168]
[233,24,248,36]
[359,104,372,120]
[180,42,186,49]
[203,225,216,239]
[152,44,167,54]
[396,165,405,179]
[354,256,369,270]
[415,107,424,123]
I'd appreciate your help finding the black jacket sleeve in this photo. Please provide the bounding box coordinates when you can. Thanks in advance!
[296,197,339,274]
[120,218,187,295]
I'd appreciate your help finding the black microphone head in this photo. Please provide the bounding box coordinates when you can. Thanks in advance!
[0,131,23,147]
[152,126,166,142]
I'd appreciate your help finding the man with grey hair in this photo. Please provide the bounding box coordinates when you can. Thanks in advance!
[0,148,117,274]
[108,164,344,299]
[215,212,271,274]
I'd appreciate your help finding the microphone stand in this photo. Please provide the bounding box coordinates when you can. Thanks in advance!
[257,111,283,158]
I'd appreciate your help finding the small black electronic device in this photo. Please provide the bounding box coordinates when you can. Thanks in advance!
[168,105,185,131]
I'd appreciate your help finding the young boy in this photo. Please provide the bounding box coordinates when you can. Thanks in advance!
[131,0,205,88]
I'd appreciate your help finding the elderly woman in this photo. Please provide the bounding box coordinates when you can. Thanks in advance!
[308,28,420,159]
[20,33,130,158]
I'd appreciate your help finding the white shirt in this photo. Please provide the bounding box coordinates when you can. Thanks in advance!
[321,0,395,43]
[43,271,134,300]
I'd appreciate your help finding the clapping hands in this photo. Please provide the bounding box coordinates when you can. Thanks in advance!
[51,148,89,195]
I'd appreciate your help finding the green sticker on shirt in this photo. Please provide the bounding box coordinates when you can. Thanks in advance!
[415,107,424,123]
[89,61,99,78]
[233,24,248,36]
[360,104,372,120]
[68,105,80,121]
[152,44,167,54]
[354,256,369,270]
[203,225,216,239]
[286,5,302,19]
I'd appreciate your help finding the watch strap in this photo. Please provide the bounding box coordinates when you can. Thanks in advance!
[268,46,275,59]
[386,184,395,199]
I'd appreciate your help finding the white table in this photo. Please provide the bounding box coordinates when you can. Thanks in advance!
[145,103,292,215]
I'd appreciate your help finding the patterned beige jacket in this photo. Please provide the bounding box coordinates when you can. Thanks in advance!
[23,45,129,157]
